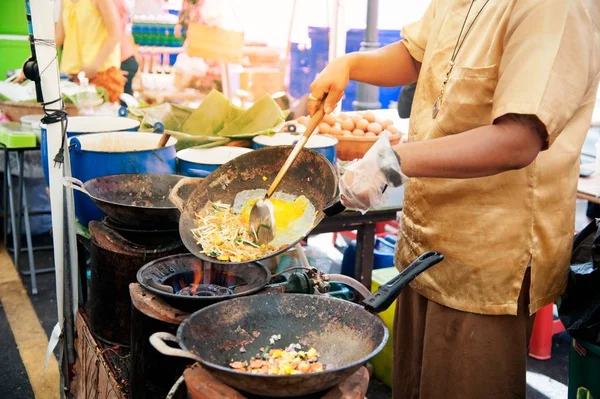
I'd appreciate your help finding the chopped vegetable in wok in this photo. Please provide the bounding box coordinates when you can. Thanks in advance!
[191,201,280,262]
[229,344,324,375]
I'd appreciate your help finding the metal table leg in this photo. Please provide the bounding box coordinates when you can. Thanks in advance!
[17,152,38,295]
[6,159,19,267]
[3,146,8,245]
[354,223,376,290]
[14,151,24,272]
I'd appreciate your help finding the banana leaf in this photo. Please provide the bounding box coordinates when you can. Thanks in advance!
[130,103,193,132]
[163,130,231,151]
[217,94,287,138]
[182,89,243,135]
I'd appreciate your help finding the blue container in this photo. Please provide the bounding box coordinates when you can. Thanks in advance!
[69,132,177,226]
[41,116,140,186]
[252,133,337,166]
[177,146,253,178]
[341,235,397,278]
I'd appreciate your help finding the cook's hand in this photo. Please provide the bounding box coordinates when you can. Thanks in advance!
[339,132,406,213]
[308,56,352,116]
[81,63,99,80]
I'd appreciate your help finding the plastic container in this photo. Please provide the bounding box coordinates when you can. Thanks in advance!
[568,339,600,399]
[40,116,140,186]
[370,267,399,388]
[68,132,177,226]
[176,146,252,178]
[341,235,396,278]
[252,133,338,166]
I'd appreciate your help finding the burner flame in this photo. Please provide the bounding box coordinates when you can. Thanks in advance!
[169,260,239,297]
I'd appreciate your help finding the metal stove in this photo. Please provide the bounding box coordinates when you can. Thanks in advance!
[86,217,186,346]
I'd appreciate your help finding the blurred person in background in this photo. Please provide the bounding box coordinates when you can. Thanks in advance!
[55,0,125,103]
[115,0,138,96]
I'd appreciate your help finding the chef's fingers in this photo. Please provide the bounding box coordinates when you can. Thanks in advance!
[307,84,326,116]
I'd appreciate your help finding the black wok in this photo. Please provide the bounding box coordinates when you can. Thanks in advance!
[169,146,341,265]
[150,251,444,397]
[63,173,191,228]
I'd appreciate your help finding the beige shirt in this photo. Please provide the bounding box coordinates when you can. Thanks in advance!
[396,0,600,315]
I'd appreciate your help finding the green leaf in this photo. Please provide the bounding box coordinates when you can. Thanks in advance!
[217,95,285,138]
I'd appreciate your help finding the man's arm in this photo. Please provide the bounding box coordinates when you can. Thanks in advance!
[395,114,546,179]
[347,42,421,87]
[309,42,419,115]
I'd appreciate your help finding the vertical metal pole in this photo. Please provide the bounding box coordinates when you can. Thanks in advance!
[353,0,381,111]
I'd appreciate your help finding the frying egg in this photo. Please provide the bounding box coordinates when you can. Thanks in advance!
[240,196,310,231]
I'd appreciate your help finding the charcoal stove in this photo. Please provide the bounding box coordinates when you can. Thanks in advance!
[87,218,187,346]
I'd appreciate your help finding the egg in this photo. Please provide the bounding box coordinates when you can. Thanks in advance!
[387,125,399,135]
[240,196,309,231]
[363,111,376,123]
[323,113,337,125]
[318,122,331,134]
[381,119,393,129]
[341,119,355,131]
[341,129,352,136]
[352,129,365,137]
[367,122,383,134]
[338,113,349,120]
[356,119,369,131]
[330,126,343,136]
[350,114,362,124]
[333,122,342,129]
[297,116,309,126]
[365,132,377,137]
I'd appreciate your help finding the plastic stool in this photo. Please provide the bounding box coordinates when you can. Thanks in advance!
[529,303,566,360]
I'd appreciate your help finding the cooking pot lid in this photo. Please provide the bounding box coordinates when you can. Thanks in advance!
[69,131,176,152]
[42,116,140,133]
[176,146,252,165]
[253,133,338,148]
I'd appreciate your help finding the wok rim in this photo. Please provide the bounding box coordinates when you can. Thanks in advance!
[136,254,272,302]
[82,173,184,211]
[179,146,338,265]
[175,293,390,380]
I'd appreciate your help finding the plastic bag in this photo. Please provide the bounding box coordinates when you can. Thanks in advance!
[338,132,404,213]
[557,219,600,345]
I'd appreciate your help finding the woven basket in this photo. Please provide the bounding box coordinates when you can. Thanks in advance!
[0,101,80,122]
[336,132,403,161]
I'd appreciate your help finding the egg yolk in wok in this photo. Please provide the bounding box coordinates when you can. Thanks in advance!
[240,196,310,232]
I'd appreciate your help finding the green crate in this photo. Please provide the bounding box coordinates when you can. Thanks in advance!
[569,339,600,399]
[0,39,31,79]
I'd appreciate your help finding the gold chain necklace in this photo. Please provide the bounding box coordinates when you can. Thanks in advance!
[432,0,492,119]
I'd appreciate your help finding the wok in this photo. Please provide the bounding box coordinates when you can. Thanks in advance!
[151,251,444,397]
[63,173,192,228]
[169,146,342,265]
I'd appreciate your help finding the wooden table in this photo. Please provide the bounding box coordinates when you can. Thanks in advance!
[578,164,600,204]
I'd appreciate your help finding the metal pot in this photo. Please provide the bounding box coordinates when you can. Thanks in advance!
[176,146,252,178]
[41,115,140,186]
[68,132,177,226]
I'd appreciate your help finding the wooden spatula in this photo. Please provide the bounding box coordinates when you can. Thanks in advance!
[249,99,326,244]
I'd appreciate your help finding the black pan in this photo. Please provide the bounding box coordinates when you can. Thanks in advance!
[64,173,192,229]
[169,146,342,265]
[150,251,444,397]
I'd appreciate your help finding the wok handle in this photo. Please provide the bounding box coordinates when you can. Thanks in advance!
[169,176,201,211]
[362,251,444,313]
[149,332,202,362]
[62,176,90,196]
